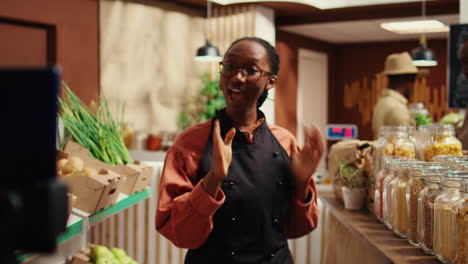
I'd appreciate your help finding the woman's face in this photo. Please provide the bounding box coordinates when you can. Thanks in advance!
[219,40,276,111]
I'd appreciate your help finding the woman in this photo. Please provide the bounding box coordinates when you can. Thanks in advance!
[156,37,324,264]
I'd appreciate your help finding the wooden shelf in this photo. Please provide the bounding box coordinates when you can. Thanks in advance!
[319,191,440,264]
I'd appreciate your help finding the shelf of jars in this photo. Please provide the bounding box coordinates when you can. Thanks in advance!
[370,124,467,264]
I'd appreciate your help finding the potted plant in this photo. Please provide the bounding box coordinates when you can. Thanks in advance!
[177,73,225,130]
[337,160,368,210]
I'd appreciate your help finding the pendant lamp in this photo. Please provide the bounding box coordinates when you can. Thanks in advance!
[195,1,222,62]
[411,0,437,67]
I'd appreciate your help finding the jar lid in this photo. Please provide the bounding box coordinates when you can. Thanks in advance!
[410,162,446,177]
[379,126,412,137]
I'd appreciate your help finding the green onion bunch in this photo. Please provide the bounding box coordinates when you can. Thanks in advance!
[58,82,131,165]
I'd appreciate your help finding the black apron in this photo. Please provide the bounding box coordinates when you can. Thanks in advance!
[185,110,294,264]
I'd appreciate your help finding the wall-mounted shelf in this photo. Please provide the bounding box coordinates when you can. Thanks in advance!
[17,188,151,263]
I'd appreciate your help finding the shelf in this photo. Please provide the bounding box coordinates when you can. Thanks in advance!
[17,188,151,263]
[319,191,440,264]
[89,188,151,224]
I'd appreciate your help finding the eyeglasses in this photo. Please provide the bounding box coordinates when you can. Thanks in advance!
[219,62,273,80]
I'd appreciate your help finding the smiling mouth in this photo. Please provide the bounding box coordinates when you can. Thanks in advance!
[228,88,241,94]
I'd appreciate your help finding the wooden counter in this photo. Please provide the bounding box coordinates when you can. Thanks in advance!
[319,191,440,264]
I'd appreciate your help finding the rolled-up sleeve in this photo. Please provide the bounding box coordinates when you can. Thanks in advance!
[286,179,319,238]
[156,148,225,249]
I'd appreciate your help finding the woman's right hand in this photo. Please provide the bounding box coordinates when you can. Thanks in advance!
[202,120,236,197]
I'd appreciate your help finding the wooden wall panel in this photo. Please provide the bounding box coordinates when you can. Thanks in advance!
[0,0,99,104]
[276,31,448,144]
[0,22,48,66]
[331,39,448,140]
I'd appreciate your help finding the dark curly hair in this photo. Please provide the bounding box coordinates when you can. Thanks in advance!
[225,37,280,107]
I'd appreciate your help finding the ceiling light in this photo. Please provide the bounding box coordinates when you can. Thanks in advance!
[411,0,437,67]
[380,20,449,34]
[411,36,438,66]
[195,1,222,62]
[195,40,222,62]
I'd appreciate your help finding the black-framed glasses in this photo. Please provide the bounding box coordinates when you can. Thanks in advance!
[219,62,273,80]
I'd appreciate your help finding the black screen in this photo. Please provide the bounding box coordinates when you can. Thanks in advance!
[0,67,59,186]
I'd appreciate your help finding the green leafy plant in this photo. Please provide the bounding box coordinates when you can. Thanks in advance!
[337,160,367,189]
[415,114,433,128]
[59,82,132,165]
[177,73,226,130]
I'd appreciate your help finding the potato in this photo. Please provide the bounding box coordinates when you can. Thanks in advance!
[61,163,76,175]
[68,156,84,172]
[57,159,69,170]
[83,167,97,177]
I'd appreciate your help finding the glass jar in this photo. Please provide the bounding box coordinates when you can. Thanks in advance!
[383,159,411,229]
[383,162,397,230]
[418,171,443,254]
[455,180,468,264]
[415,124,436,161]
[409,102,430,121]
[391,161,424,238]
[375,156,408,221]
[425,124,463,161]
[433,171,468,263]
[406,163,445,246]
[374,126,416,181]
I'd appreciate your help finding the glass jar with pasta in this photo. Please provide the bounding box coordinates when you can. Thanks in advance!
[374,126,416,180]
[425,124,462,161]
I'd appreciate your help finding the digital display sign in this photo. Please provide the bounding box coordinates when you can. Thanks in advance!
[326,124,357,140]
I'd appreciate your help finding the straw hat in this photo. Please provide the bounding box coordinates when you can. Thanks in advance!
[382,52,419,75]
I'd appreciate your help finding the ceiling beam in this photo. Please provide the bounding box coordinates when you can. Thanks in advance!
[276,0,459,26]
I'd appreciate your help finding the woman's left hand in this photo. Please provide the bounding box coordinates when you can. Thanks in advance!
[290,125,325,201]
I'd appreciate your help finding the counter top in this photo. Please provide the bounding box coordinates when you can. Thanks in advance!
[319,191,440,264]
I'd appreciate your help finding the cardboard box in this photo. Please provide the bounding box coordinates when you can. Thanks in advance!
[60,141,123,214]
[70,247,92,264]
[70,253,91,264]
[62,169,121,214]
[67,192,77,217]
[63,141,151,195]
[115,161,153,195]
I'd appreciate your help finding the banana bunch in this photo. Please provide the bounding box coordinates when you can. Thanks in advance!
[91,245,137,264]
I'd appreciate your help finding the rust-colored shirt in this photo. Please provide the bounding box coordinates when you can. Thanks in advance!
[155,120,319,249]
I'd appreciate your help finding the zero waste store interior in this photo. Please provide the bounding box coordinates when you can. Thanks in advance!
[0,0,467,263]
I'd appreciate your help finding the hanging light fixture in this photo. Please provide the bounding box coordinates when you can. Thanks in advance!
[411,0,438,67]
[195,0,222,62]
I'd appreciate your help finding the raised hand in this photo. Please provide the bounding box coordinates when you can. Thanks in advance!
[202,120,236,197]
[290,124,325,201]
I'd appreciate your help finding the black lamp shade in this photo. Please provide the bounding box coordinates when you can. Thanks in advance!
[411,44,437,66]
[195,40,222,62]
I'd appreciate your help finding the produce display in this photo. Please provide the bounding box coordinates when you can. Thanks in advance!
[71,245,137,264]
[91,245,137,264]
[414,114,433,128]
[59,83,131,165]
[57,156,97,177]
[439,112,464,126]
